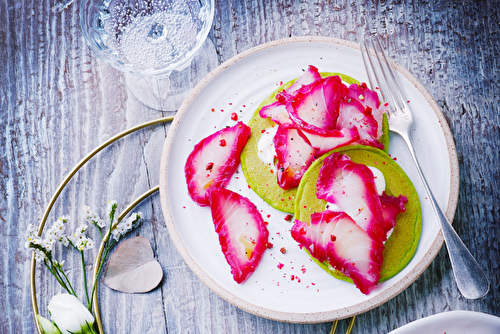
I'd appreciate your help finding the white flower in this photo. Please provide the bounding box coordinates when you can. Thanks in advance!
[134,212,142,225]
[74,237,94,251]
[75,224,88,236]
[34,249,46,261]
[84,206,105,228]
[110,212,142,242]
[53,260,65,269]
[59,236,70,247]
[69,225,88,244]
[111,229,120,241]
[27,236,43,249]
[41,237,56,252]
[48,293,96,334]
[58,216,70,224]
[94,218,106,228]
[25,224,39,248]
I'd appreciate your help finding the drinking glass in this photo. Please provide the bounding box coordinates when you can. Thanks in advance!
[80,0,216,111]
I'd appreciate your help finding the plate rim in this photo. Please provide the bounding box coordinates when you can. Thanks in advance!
[388,310,500,333]
[159,36,459,323]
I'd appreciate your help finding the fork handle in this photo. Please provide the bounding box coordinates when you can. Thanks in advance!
[399,132,490,299]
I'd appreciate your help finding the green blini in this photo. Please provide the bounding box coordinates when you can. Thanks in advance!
[294,145,422,282]
[240,72,389,213]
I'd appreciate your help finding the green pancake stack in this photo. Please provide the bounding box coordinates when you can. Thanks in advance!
[240,71,421,283]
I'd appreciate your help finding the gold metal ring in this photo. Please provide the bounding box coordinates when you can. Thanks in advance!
[30,116,173,334]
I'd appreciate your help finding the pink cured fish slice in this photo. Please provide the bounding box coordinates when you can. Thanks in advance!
[185,122,251,206]
[347,82,386,142]
[337,83,385,149]
[316,152,387,242]
[277,65,322,100]
[337,94,384,150]
[259,66,322,126]
[301,127,360,156]
[274,126,318,190]
[209,187,270,284]
[288,76,348,134]
[379,194,408,232]
[258,101,294,127]
[291,211,384,294]
[347,83,382,110]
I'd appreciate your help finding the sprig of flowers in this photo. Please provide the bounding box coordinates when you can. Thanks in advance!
[26,201,142,334]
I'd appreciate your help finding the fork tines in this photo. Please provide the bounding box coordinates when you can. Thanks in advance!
[360,35,409,118]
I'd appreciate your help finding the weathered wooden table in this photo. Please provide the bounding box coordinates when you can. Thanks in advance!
[2,0,499,333]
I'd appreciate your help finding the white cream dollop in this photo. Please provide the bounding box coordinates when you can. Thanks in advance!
[367,166,386,196]
[257,126,278,172]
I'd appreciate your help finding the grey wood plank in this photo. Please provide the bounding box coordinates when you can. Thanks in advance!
[1,0,499,333]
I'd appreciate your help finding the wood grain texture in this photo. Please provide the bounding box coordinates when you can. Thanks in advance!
[1,0,498,333]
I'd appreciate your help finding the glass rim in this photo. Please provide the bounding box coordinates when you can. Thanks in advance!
[80,0,215,78]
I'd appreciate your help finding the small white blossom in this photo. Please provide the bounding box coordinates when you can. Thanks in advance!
[71,224,88,240]
[59,236,70,247]
[68,224,93,250]
[34,249,46,261]
[58,216,70,223]
[25,224,39,248]
[75,237,94,251]
[42,237,56,252]
[110,212,142,241]
[133,212,142,228]
[84,205,105,228]
[111,229,121,241]
[94,218,106,228]
[54,260,65,269]
[30,236,43,247]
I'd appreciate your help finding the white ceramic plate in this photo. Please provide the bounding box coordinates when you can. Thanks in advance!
[159,36,459,323]
[389,311,500,334]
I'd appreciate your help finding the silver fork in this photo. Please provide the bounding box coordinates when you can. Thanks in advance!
[360,35,490,299]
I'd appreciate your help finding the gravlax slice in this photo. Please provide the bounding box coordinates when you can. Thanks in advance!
[185,122,251,206]
[208,187,270,283]
[288,75,347,134]
[291,211,384,294]
[380,194,408,232]
[258,101,294,127]
[277,65,322,99]
[294,145,420,288]
[301,127,360,156]
[347,82,383,115]
[316,152,387,242]
[337,93,383,150]
[274,126,318,190]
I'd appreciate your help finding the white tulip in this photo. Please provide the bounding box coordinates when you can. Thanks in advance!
[48,293,96,334]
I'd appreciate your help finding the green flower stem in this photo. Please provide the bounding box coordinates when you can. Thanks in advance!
[97,228,103,240]
[44,262,71,295]
[88,242,111,311]
[80,250,91,308]
[89,233,118,311]
[57,266,77,297]
[30,117,173,334]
